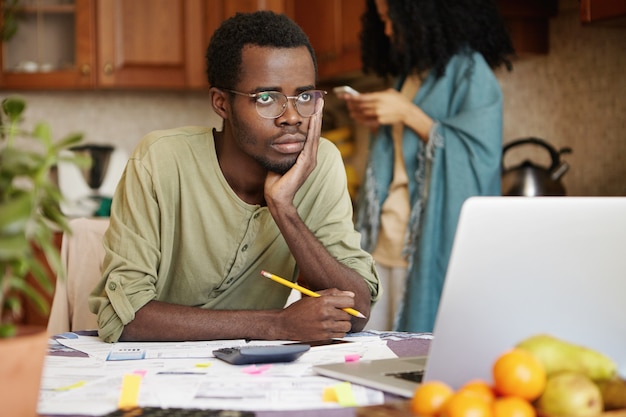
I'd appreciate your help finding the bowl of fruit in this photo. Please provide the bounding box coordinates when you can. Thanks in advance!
[407,334,625,417]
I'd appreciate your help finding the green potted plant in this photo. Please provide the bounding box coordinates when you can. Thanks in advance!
[0,96,87,416]
[1,0,23,42]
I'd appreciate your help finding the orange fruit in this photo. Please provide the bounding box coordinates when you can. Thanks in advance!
[459,379,496,404]
[441,390,493,417]
[493,396,536,417]
[492,349,546,401]
[411,380,454,416]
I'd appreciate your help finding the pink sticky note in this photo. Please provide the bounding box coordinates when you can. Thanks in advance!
[344,353,360,362]
[242,364,272,374]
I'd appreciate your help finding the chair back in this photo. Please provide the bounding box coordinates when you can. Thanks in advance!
[47,217,110,335]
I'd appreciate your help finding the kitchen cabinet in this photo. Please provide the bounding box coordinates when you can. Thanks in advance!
[203,0,365,80]
[497,0,558,55]
[291,0,365,80]
[1,0,366,90]
[0,0,206,90]
[580,0,626,24]
[204,0,293,51]
[0,0,96,90]
[98,0,293,89]
[206,0,290,22]
[96,0,206,89]
[0,0,295,90]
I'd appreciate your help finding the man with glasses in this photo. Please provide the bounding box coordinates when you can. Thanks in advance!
[89,11,380,343]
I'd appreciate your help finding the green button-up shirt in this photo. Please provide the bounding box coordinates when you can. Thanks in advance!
[89,126,379,342]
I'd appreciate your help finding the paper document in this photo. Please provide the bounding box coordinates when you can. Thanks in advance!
[39,334,397,415]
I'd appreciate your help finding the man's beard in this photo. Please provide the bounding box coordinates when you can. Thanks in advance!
[230,112,301,175]
[260,154,298,175]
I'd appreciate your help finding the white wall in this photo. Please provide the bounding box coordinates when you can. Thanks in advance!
[9,90,222,156]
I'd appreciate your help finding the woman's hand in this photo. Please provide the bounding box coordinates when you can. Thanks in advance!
[344,88,433,141]
[344,88,409,127]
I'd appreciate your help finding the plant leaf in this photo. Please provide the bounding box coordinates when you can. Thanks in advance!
[59,152,92,169]
[0,147,43,177]
[25,256,55,296]
[0,233,30,261]
[1,15,18,43]
[0,324,16,338]
[38,232,64,282]
[55,133,84,150]
[40,198,70,232]
[1,97,25,121]
[0,192,31,234]
[33,122,52,146]
[10,276,50,317]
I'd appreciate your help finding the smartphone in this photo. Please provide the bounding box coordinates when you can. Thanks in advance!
[333,85,360,97]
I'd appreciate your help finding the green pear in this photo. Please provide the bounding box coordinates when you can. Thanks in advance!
[536,372,603,417]
[516,334,617,381]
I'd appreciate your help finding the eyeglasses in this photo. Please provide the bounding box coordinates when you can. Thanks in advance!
[223,89,327,119]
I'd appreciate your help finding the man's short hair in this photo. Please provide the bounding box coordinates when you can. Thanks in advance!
[206,10,317,89]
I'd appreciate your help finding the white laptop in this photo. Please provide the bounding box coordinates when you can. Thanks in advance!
[314,197,626,397]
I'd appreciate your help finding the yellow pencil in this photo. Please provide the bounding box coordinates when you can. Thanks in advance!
[261,270,367,319]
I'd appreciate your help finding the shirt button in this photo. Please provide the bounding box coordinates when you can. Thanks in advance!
[226,278,234,284]
[241,244,248,252]
[253,212,260,219]
[108,282,117,290]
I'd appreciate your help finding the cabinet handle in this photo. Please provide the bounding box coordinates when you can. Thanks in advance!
[80,64,91,76]
[103,63,113,76]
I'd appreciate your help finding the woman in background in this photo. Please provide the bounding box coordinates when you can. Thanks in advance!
[340,0,515,332]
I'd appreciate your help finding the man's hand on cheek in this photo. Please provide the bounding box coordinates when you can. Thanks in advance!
[264,109,323,209]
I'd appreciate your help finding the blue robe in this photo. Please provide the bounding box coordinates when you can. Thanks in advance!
[356,50,503,332]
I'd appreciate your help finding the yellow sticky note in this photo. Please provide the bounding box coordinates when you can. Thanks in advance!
[322,386,339,402]
[322,382,357,406]
[117,374,142,410]
[195,362,212,368]
[55,381,86,391]
[333,382,357,407]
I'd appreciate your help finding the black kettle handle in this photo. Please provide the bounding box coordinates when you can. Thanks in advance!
[502,137,570,172]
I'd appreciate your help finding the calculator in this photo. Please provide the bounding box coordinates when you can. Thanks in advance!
[212,344,310,365]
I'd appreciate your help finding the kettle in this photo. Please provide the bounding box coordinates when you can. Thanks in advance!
[501,137,572,196]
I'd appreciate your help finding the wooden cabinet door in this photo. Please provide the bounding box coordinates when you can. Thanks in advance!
[0,0,96,90]
[204,0,293,47]
[292,0,364,80]
[218,0,290,16]
[496,0,558,55]
[580,0,626,23]
[96,0,206,89]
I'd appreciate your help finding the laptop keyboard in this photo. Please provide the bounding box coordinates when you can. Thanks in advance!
[102,408,255,417]
[387,369,425,383]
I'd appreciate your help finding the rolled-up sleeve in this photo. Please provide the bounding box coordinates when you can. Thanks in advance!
[88,154,161,342]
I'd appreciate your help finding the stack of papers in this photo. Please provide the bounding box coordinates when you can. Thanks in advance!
[38,332,420,416]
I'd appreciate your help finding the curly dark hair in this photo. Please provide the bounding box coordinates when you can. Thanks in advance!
[206,11,317,89]
[360,0,514,78]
